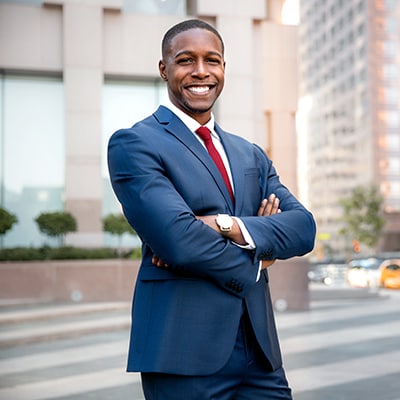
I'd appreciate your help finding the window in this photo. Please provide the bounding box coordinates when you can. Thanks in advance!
[387,133,400,150]
[0,74,64,247]
[102,79,168,246]
[123,0,186,15]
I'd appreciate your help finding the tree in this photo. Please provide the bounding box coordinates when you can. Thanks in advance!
[338,185,385,251]
[0,207,18,249]
[103,213,136,253]
[35,211,77,246]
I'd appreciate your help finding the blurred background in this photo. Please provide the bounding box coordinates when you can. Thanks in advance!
[1,0,400,306]
[0,0,398,257]
[1,2,400,399]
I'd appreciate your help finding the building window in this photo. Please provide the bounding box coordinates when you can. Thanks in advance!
[387,133,400,151]
[102,79,168,246]
[123,0,187,15]
[0,74,64,247]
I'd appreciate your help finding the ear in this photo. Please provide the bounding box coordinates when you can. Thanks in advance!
[159,60,168,81]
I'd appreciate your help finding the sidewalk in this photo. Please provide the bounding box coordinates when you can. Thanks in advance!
[1,287,399,400]
[0,301,131,347]
[0,284,381,347]
[0,284,384,348]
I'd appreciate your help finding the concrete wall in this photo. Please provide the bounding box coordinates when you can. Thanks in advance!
[0,258,309,311]
[0,259,139,302]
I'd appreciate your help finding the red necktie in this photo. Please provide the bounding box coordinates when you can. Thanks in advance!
[196,126,234,202]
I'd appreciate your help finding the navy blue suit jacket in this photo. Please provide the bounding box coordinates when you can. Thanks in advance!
[108,106,316,375]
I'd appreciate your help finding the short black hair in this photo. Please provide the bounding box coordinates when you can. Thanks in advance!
[161,19,224,59]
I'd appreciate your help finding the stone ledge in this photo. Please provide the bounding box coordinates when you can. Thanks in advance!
[0,259,140,303]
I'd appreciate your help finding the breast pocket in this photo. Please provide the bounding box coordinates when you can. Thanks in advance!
[242,168,262,208]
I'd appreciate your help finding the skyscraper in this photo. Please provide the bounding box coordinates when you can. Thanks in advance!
[298,0,400,255]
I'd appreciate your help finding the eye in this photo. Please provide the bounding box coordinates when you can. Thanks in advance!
[177,58,194,65]
[207,58,221,65]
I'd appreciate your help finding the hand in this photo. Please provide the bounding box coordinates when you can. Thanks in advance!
[154,196,282,268]
[258,194,280,268]
[152,254,168,268]
[261,259,276,270]
[257,193,281,216]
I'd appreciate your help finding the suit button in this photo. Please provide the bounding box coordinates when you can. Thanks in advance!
[225,279,243,293]
[257,251,273,261]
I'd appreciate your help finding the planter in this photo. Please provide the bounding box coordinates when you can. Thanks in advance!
[0,259,140,303]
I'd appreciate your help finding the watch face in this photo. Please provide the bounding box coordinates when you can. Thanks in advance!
[217,214,233,231]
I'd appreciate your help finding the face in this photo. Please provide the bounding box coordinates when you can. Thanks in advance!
[159,28,225,125]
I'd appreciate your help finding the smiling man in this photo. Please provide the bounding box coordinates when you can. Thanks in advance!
[159,22,225,125]
[108,19,316,400]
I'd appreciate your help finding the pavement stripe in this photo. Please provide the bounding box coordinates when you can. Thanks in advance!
[0,315,130,346]
[0,302,130,324]
[0,368,140,400]
[276,298,398,329]
[288,349,400,393]
[0,339,128,375]
[280,320,400,354]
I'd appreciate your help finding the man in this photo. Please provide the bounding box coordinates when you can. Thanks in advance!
[108,19,315,400]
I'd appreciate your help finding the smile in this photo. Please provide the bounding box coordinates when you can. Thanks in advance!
[186,85,214,95]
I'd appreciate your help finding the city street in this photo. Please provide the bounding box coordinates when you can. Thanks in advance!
[0,287,399,400]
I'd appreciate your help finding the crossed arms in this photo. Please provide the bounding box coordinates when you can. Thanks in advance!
[152,193,281,270]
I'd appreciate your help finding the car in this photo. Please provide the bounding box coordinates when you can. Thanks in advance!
[379,259,400,289]
[308,261,347,286]
[346,257,383,289]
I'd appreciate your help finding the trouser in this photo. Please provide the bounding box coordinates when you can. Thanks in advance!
[141,311,292,400]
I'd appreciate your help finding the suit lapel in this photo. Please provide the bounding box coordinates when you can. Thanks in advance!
[154,106,235,212]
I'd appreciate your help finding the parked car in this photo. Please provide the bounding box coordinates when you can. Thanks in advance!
[346,257,383,288]
[308,261,347,286]
[379,259,400,289]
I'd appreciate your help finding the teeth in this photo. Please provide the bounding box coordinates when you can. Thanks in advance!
[188,86,210,94]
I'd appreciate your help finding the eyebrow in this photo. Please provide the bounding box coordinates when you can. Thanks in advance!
[174,50,223,59]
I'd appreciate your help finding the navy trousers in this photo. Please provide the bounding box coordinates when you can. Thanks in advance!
[141,311,293,400]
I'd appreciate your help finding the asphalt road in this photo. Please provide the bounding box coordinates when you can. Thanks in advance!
[1,287,399,400]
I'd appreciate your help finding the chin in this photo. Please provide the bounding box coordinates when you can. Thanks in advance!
[185,102,214,115]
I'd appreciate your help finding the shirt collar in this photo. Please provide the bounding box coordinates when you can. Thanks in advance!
[162,98,216,138]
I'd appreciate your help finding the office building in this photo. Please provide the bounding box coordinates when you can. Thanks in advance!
[298,0,400,255]
[0,0,299,248]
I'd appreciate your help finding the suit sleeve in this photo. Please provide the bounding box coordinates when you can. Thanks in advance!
[240,144,316,263]
[108,125,259,297]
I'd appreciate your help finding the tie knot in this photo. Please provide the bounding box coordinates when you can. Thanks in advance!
[196,126,212,142]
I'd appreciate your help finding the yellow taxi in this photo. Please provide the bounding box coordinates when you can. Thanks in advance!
[379,259,400,289]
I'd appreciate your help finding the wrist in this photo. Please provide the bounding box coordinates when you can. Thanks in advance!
[229,219,248,245]
[215,214,233,236]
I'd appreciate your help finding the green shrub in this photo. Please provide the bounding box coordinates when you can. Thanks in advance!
[0,246,141,261]
[35,211,77,246]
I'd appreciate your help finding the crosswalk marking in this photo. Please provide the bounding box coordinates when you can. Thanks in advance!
[0,302,129,324]
[0,368,140,400]
[288,349,400,393]
[276,297,398,329]
[280,320,400,354]
[0,340,128,375]
[0,291,399,399]
[0,315,130,346]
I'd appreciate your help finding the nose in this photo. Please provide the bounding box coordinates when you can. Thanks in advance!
[192,60,210,78]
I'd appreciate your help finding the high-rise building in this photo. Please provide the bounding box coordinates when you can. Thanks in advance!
[298,0,400,256]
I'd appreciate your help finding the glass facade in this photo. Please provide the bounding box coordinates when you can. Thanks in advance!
[0,75,65,247]
[299,0,400,253]
[102,79,168,247]
[0,75,169,248]
[123,0,186,15]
